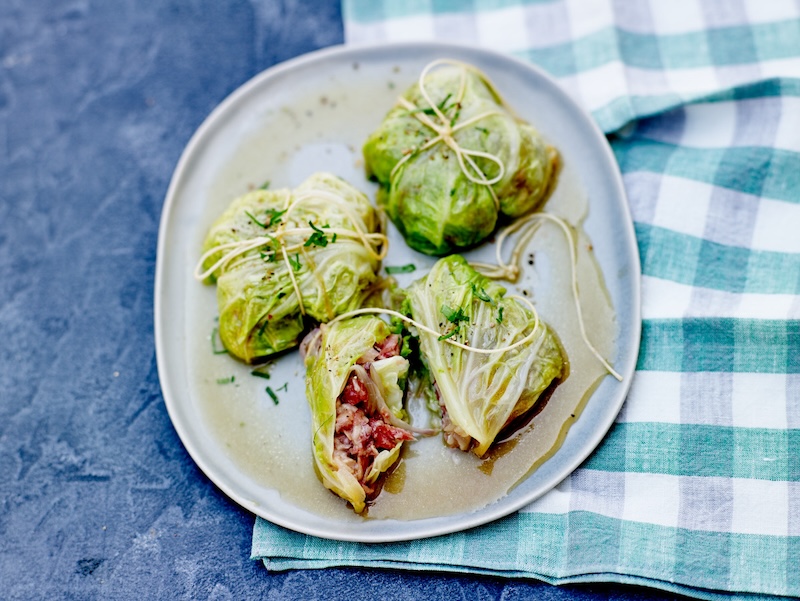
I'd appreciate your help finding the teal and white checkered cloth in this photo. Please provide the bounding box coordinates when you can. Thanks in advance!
[252,2,800,598]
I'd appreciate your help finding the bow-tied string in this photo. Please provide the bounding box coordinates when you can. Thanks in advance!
[389,59,509,210]
[195,187,388,320]
[388,60,621,381]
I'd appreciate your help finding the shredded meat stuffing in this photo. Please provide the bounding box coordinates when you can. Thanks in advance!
[440,402,473,452]
[333,337,412,496]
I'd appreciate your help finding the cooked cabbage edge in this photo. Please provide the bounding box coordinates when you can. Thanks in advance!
[363,62,557,256]
[406,254,564,456]
[200,173,382,363]
[304,316,411,513]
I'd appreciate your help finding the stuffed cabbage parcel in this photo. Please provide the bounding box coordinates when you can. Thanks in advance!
[406,255,563,457]
[199,173,383,363]
[363,60,558,256]
[303,316,414,513]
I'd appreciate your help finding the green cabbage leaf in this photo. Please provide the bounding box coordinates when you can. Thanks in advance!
[304,316,411,513]
[200,173,383,363]
[363,62,557,256]
[406,255,563,457]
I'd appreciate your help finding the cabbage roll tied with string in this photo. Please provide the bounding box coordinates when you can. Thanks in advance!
[302,316,421,513]
[363,59,558,256]
[197,173,385,363]
[406,255,564,457]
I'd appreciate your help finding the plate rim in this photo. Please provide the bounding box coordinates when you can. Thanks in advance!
[154,40,642,542]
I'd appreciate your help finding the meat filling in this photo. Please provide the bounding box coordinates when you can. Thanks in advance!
[332,335,413,495]
[440,402,473,452]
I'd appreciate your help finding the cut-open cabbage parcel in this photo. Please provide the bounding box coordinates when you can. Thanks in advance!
[302,316,416,513]
[406,255,564,457]
[197,173,385,363]
[363,60,558,256]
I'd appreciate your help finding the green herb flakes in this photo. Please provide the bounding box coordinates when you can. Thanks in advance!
[211,327,228,355]
[305,221,330,248]
[289,253,302,271]
[385,263,417,275]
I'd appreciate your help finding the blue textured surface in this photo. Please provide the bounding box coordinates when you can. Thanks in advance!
[0,2,677,599]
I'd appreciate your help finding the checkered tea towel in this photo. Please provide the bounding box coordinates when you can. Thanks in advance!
[253,2,800,599]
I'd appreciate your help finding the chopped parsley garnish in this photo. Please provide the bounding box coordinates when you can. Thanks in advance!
[289,253,302,271]
[439,304,469,341]
[449,104,462,127]
[385,263,417,275]
[476,127,489,135]
[496,306,505,324]
[245,208,285,229]
[216,376,235,385]
[441,304,469,326]
[470,283,494,304]
[259,244,277,263]
[304,221,330,248]
[263,208,285,226]
[250,369,271,380]
[211,327,228,355]
[276,382,288,393]
[437,329,459,342]
[258,180,271,190]
[265,386,279,405]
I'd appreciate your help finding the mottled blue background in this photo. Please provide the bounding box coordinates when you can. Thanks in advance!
[0,2,675,599]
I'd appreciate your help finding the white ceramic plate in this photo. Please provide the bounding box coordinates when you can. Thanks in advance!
[155,42,641,542]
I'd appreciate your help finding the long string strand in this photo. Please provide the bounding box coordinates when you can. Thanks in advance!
[195,187,389,317]
[312,293,544,357]
[472,212,623,381]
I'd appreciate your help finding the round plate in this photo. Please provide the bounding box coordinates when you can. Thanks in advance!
[154,42,641,542]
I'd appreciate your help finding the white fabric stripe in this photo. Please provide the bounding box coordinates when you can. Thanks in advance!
[620,371,794,429]
[629,173,800,254]
[774,97,800,154]
[680,102,737,148]
[751,196,800,253]
[641,277,692,320]
[345,0,800,40]
[520,476,572,514]
[571,61,800,116]
[641,276,800,320]
[475,6,530,53]
[648,0,706,34]
[742,0,800,24]
[622,471,680,528]
[663,66,722,101]
[564,0,614,39]
[651,176,713,240]
[527,471,791,537]
[757,56,800,80]
[573,60,630,115]
[343,19,391,44]
[731,477,789,536]
[346,18,800,125]
[383,14,436,40]
[635,97,800,154]
[520,0,574,47]
[616,371,683,424]
[731,373,789,430]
